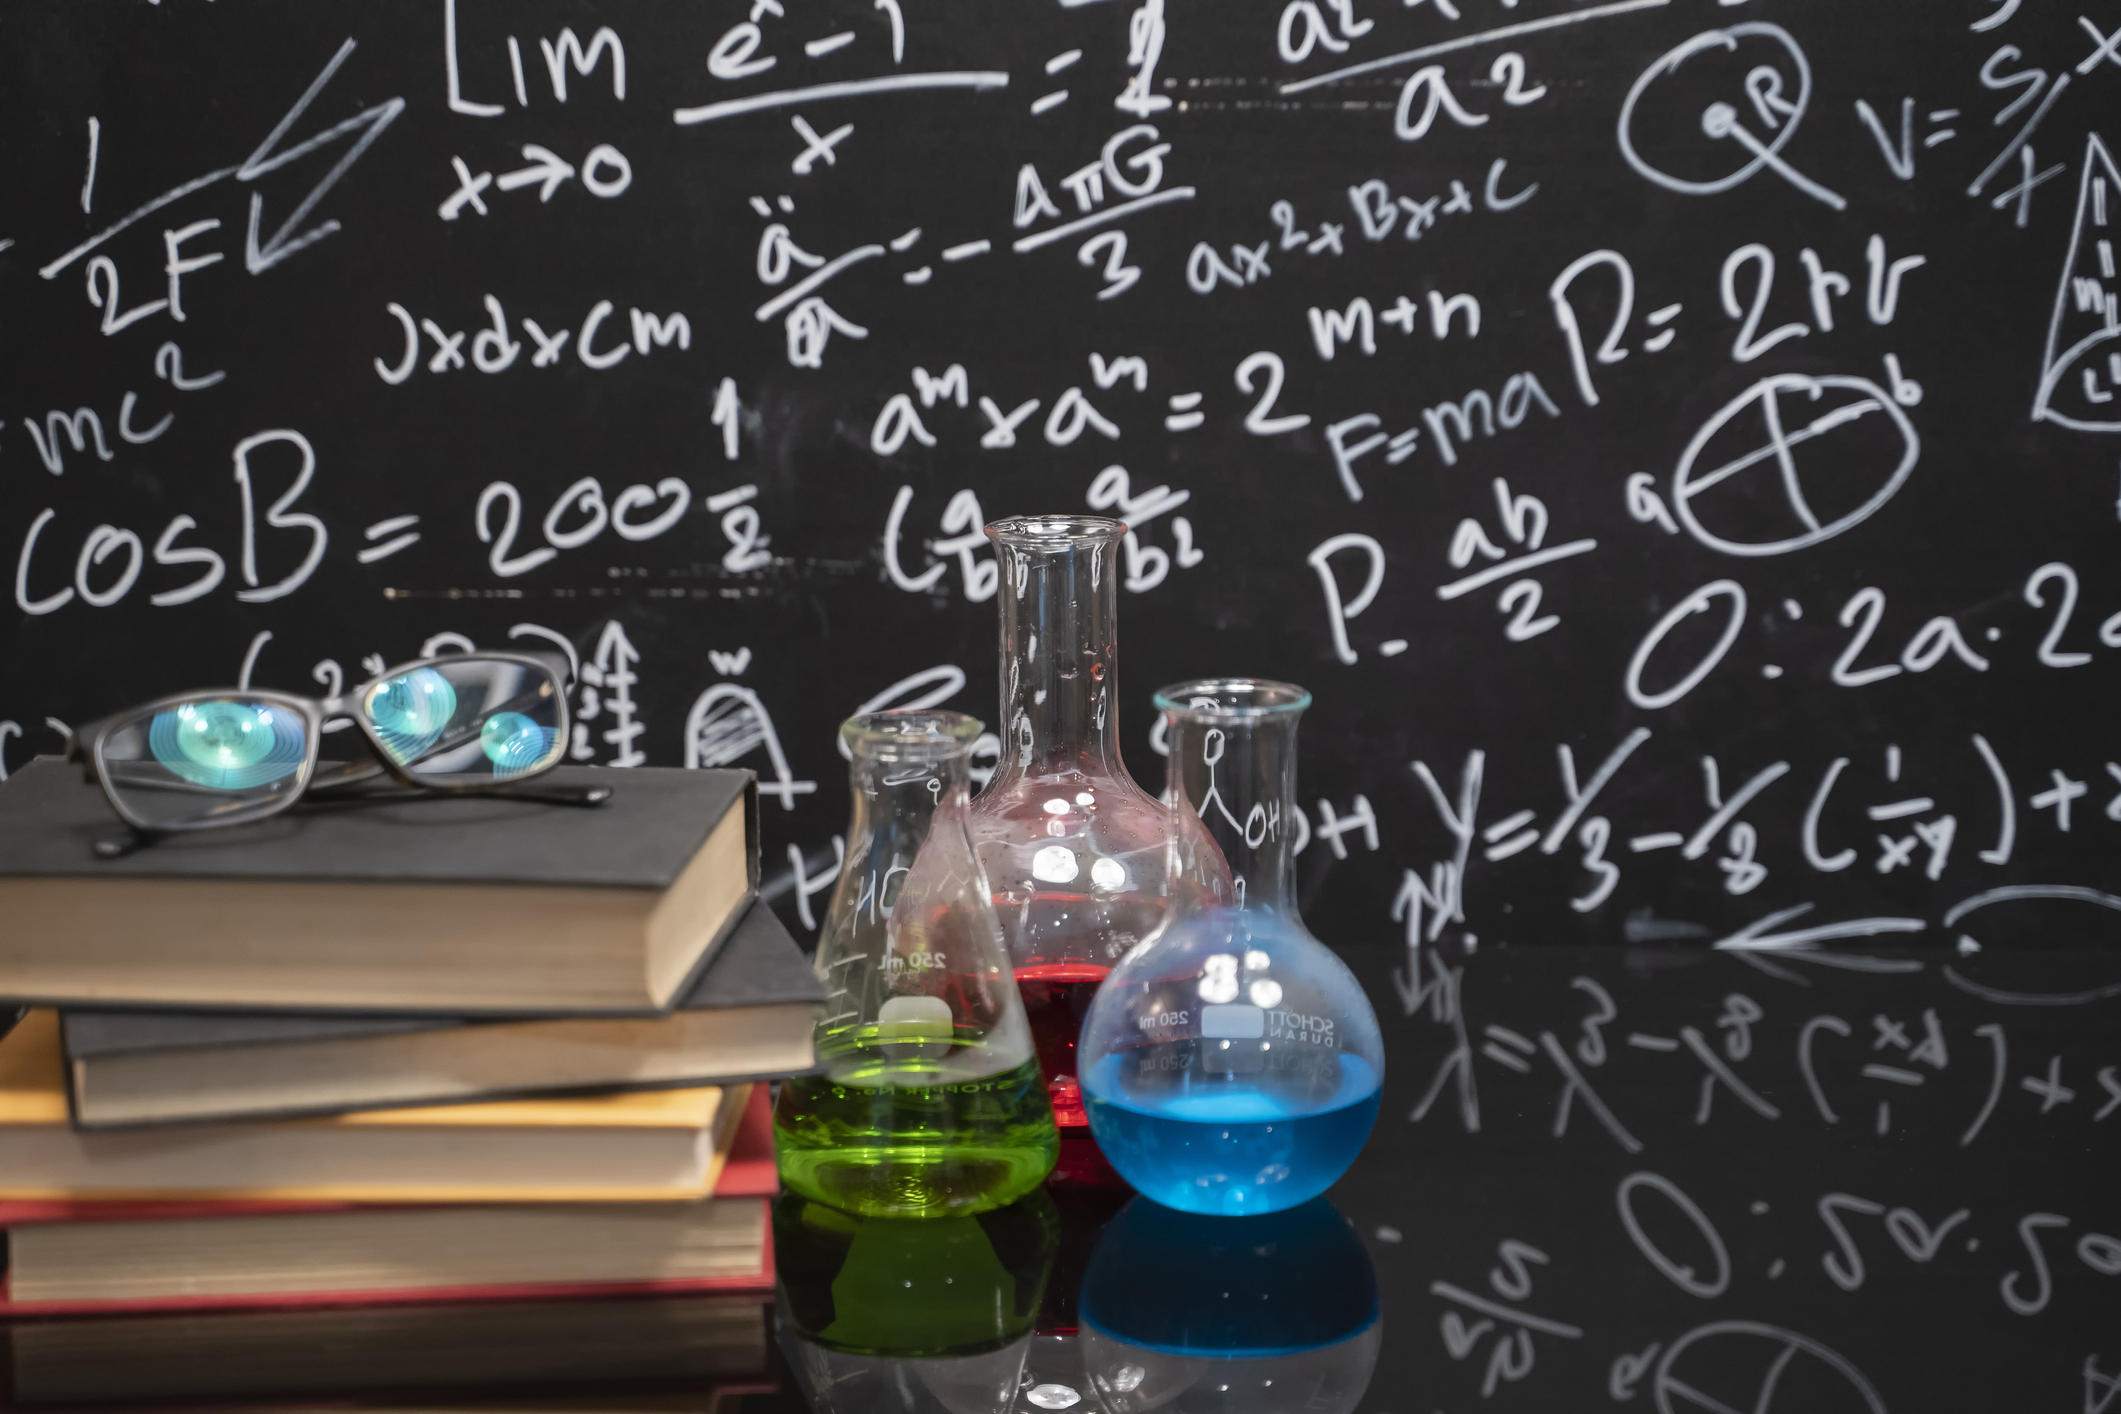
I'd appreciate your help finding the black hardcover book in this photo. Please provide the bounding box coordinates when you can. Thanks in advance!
[0,759,759,1018]
[58,902,821,1129]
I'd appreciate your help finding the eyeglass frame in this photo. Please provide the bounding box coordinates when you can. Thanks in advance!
[64,649,580,836]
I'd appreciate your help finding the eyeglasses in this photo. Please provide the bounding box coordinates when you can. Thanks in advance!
[65,650,607,857]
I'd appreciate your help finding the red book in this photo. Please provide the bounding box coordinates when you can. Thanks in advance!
[0,1085,781,1317]
[713,1078,781,1197]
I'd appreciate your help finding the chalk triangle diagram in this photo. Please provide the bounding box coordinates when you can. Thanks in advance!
[2032,133,2121,432]
[684,684,817,809]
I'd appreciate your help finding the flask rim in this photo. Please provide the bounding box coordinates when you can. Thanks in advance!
[839,708,984,761]
[984,514,1128,548]
[1153,678,1313,717]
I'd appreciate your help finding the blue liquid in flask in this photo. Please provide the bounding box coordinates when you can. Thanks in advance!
[1083,1051,1380,1215]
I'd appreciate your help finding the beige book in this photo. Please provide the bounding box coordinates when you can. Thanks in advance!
[0,1013,751,1202]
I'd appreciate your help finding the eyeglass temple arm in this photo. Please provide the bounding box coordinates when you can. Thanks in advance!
[94,780,609,858]
[93,828,153,859]
[63,720,102,778]
[304,780,612,808]
[478,782,610,806]
[516,647,576,686]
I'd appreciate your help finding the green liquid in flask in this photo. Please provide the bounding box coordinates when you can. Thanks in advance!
[776,1036,1058,1220]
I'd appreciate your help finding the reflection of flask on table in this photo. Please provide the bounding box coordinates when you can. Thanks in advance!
[774,1188,1059,1414]
[1079,1197,1382,1414]
[969,517,1233,1148]
[1013,1185,1135,1414]
[776,711,1057,1219]
[1079,681,1384,1215]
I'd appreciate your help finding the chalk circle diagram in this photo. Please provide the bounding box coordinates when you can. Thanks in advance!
[1673,374,1920,557]
[1654,1322,1886,1414]
[1942,886,2121,1005]
[1619,24,1811,195]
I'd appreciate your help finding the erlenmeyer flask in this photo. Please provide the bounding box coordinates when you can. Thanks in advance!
[776,710,1058,1219]
[1078,1197,1382,1414]
[970,516,1233,1144]
[1077,680,1385,1215]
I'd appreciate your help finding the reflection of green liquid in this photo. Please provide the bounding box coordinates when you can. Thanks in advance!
[776,1043,1058,1219]
[776,1191,1058,1357]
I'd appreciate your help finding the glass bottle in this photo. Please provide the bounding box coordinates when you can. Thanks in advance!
[776,710,1058,1219]
[1077,680,1385,1215]
[1078,1196,1382,1414]
[970,516,1233,1144]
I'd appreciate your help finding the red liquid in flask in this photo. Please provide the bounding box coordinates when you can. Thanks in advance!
[1000,888,1160,1190]
[1019,963,1130,1188]
[1014,962,1110,1128]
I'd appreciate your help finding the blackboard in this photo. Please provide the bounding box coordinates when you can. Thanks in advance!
[3,7,2118,962]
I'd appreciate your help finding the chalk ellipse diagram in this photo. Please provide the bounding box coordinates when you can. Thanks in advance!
[1673,375,1920,557]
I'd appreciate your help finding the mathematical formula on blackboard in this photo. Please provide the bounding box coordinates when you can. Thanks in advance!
[3,0,2118,1049]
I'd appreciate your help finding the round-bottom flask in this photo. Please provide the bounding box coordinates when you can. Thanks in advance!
[776,711,1058,1219]
[1078,681,1385,1215]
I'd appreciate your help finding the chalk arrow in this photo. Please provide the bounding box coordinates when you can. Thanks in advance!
[239,39,405,273]
[496,146,577,202]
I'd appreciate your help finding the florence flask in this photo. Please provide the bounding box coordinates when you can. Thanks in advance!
[1078,679,1385,1215]
[968,516,1233,1149]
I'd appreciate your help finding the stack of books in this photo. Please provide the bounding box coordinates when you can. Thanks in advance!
[0,759,823,1409]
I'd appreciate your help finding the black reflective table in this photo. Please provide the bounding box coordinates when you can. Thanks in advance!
[7,944,2116,1413]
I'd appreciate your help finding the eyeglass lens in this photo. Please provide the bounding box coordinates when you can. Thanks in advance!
[361,658,565,782]
[98,697,312,828]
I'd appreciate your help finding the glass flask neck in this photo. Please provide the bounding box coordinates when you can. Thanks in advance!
[987,519,1126,785]
[817,708,1020,1072]
[1158,686,1308,919]
[845,740,974,831]
[837,722,978,954]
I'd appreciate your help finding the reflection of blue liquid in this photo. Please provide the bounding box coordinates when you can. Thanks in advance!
[1082,1053,1380,1215]
[1079,1197,1381,1414]
[1081,1197,1378,1357]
